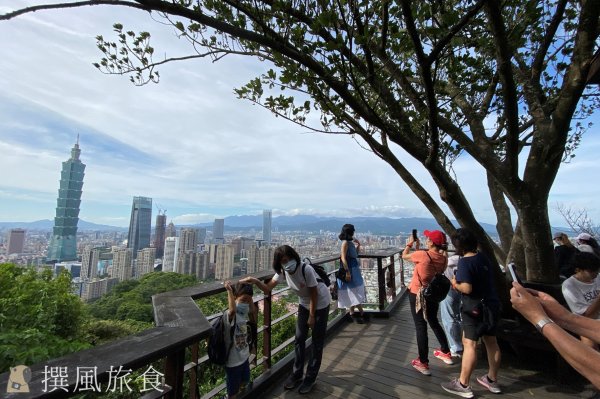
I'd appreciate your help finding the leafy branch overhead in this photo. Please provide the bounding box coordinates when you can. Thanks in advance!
[2,0,599,284]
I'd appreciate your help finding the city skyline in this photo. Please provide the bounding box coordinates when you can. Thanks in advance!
[0,4,599,229]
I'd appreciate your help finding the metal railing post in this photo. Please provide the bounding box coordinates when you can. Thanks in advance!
[377,257,385,310]
[388,255,397,298]
[400,256,405,288]
[263,290,272,369]
[165,348,185,399]
[190,343,199,399]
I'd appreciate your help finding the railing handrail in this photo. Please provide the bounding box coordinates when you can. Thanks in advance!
[0,250,404,399]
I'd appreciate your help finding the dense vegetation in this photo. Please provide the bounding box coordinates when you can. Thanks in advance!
[0,263,298,398]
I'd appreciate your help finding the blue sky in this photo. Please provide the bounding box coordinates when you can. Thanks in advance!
[0,2,598,228]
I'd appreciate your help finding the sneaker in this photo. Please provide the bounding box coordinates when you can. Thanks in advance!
[434,349,455,365]
[298,379,315,394]
[476,374,501,393]
[411,358,431,375]
[283,374,303,390]
[441,378,474,398]
[451,351,463,358]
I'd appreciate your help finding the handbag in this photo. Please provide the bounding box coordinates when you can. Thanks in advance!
[335,266,347,281]
[461,295,484,318]
[416,252,451,303]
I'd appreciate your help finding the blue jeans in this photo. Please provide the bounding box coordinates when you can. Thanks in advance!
[292,304,330,383]
[440,289,463,354]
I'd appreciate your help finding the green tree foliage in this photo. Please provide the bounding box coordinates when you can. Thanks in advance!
[0,263,89,372]
[88,272,198,323]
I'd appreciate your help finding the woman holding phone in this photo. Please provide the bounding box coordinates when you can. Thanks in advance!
[402,229,453,375]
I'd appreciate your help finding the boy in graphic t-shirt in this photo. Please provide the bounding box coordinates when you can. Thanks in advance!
[223,281,257,399]
[562,252,600,349]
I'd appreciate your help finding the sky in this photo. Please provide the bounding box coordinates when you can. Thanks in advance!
[0,2,598,228]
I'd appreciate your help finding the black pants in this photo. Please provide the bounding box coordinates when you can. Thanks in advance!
[292,304,329,383]
[409,292,450,364]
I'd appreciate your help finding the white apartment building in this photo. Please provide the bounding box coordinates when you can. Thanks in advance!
[214,244,235,280]
[163,236,179,272]
[112,248,133,281]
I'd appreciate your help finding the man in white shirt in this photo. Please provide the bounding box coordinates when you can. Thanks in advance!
[562,252,600,348]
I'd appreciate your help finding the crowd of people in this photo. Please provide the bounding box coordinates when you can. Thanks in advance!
[222,226,600,398]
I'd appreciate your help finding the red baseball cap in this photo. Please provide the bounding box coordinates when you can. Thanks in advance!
[424,230,447,246]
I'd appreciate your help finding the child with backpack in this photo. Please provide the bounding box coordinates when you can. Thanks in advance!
[222,280,257,399]
[241,245,331,395]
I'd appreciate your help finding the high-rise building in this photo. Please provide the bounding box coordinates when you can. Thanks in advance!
[136,247,156,278]
[81,246,112,280]
[247,245,275,274]
[6,228,25,255]
[165,221,177,238]
[231,237,256,257]
[47,139,86,262]
[197,228,207,246]
[177,250,196,275]
[127,196,152,257]
[263,209,272,245]
[153,213,167,258]
[195,251,210,280]
[214,244,235,280]
[213,218,225,244]
[163,236,179,273]
[112,248,133,281]
[179,228,198,253]
[80,277,119,301]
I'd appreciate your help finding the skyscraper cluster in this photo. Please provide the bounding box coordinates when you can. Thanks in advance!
[41,141,281,301]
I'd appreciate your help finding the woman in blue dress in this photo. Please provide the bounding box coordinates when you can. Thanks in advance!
[337,224,367,323]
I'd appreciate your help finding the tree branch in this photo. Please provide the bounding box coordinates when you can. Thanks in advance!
[0,0,145,20]
[531,0,568,84]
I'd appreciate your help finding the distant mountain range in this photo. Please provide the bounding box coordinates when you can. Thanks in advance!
[0,215,572,237]
[0,219,126,232]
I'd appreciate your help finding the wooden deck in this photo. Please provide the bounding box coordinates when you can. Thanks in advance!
[262,297,597,399]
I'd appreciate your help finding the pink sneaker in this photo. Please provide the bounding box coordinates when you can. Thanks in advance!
[433,349,454,365]
[411,358,431,375]
[476,374,501,393]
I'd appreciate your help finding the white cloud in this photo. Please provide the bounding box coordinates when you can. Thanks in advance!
[1,1,599,230]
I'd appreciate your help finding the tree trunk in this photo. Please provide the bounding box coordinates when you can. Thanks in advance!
[486,170,513,258]
[506,221,526,276]
[516,197,558,283]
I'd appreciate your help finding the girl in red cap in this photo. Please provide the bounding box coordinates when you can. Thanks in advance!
[402,229,453,375]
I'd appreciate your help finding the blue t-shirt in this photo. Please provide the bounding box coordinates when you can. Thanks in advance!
[455,252,499,304]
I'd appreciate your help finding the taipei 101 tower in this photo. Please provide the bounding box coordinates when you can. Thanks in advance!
[46,137,86,262]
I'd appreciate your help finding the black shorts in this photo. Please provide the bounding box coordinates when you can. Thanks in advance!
[461,303,500,341]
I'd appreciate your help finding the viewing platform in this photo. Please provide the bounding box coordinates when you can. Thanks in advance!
[1,250,595,399]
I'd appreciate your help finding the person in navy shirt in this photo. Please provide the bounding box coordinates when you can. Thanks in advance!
[442,228,502,398]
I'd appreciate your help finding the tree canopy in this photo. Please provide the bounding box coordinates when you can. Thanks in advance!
[2,0,599,283]
[0,264,88,372]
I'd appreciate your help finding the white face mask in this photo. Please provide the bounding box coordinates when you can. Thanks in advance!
[283,259,298,273]
[236,303,250,319]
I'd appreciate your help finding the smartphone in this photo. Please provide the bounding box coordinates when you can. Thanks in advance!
[507,263,522,284]
[412,229,418,241]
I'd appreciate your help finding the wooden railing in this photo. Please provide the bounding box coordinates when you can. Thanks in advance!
[0,249,405,399]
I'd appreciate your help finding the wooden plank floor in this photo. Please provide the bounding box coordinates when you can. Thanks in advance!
[262,297,597,399]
